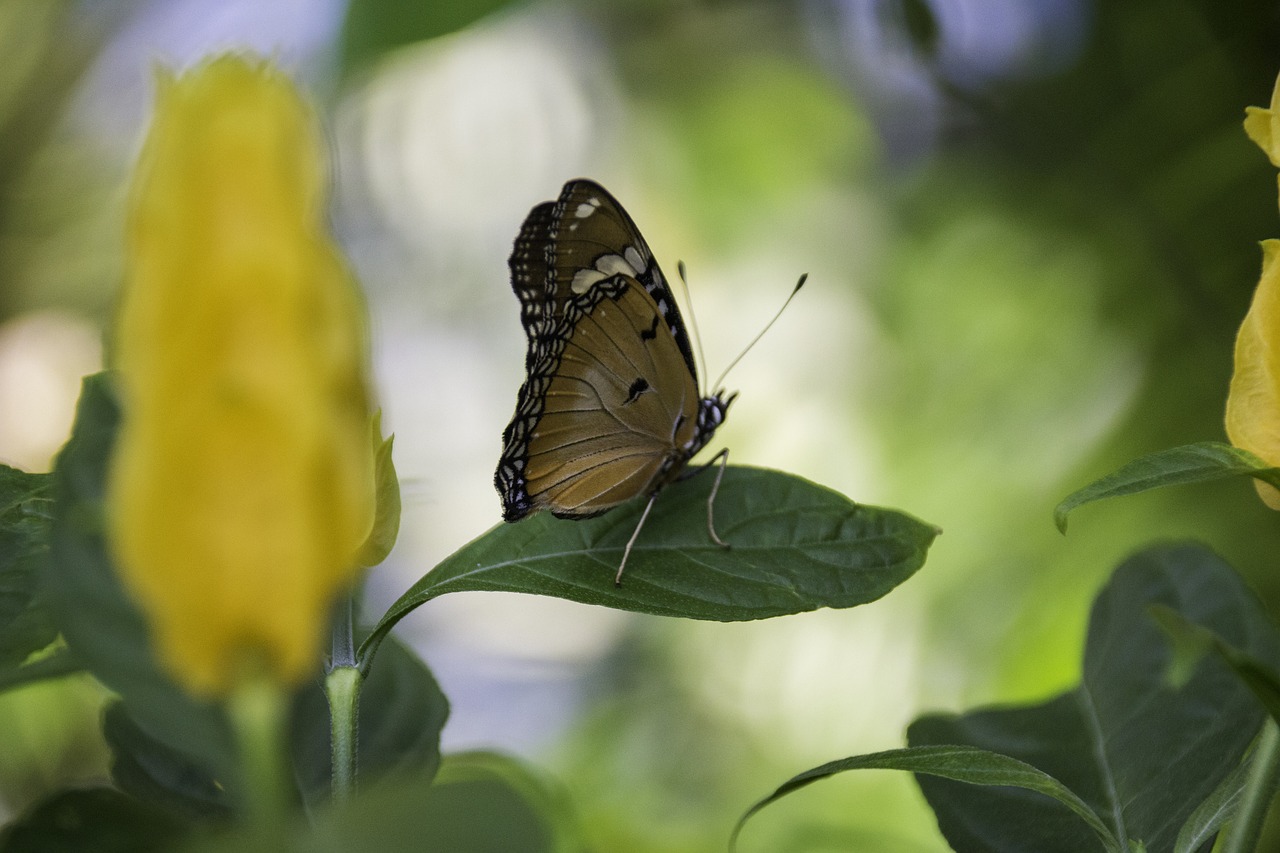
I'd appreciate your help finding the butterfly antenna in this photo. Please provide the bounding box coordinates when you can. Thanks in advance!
[711,273,807,392]
[677,260,710,384]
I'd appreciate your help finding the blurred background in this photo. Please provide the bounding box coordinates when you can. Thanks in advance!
[3,0,1280,849]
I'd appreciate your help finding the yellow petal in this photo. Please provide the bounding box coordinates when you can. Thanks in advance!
[1244,73,1280,167]
[1226,239,1280,510]
[108,55,376,696]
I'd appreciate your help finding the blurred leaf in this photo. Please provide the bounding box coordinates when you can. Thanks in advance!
[359,466,937,671]
[103,701,233,822]
[908,544,1269,853]
[1054,442,1280,532]
[0,464,58,672]
[43,373,237,780]
[732,744,1120,853]
[0,787,187,853]
[1148,605,1280,723]
[339,0,515,76]
[187,753,571,853]
[0,646,82,692]
[292,634,449,808]
[357,416,400,568]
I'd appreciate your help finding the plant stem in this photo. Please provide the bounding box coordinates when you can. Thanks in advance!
[327,664,362,801]
[228,674,290,840]
[328,591,361,800]
[1220,718,1280,853]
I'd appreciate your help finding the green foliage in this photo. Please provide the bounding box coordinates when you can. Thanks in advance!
[1055,443,1280,532]
[358,467,938,672]
[339,0,516,76]
[737,544,1278,852]
[0,464,57,670]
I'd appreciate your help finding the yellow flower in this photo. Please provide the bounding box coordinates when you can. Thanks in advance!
[1228,73,1280,510]
[108,55,378,696]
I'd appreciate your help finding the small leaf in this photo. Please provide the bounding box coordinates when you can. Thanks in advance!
[359,467,937,671]
[0,464,58,672]
[732,745,1120,853]
[292,634,449,808]
[1054,442,1280,532]
[357,412,400,568]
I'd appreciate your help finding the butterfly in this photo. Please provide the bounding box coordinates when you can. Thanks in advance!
[494,179,736,586]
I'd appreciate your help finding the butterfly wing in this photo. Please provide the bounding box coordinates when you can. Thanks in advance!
[506,179,699,378]
[497,181,705,521]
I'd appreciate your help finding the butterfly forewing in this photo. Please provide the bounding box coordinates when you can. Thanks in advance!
[496,179,727,528]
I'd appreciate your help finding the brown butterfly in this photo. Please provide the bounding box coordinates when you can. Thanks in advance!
[494,179,737,585]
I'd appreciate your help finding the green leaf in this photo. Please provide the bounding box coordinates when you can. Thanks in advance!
[292,634,449,808]
[103,701,233,822]
[0,787,188,852]
[339,0,516,76]
[0,646,83,692]
[0,464,58,672]
[732,745,1121,853]
[1173,755,1252,853]
[357,412,400,568]
[359,466,937,671]
[1054,442,1280,532]
[1148,605,1280,725]
[43,373,237,779]
[908,544,1268,853]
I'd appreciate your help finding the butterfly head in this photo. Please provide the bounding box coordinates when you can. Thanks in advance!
[694,389,737,449]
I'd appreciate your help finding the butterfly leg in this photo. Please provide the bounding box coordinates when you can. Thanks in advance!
[705,448,730,549]
[616,492,659,587]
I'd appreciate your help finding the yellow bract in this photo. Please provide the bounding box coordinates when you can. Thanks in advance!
[108,55,378,696]
[1228,73,1280,510]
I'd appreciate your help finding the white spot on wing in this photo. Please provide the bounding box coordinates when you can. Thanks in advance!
[595,253,638,277]
[571,268,607,294]
[624,246,645,273]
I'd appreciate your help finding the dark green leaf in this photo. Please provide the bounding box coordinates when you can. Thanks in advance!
[909,544,1268,853]
[1148,605,1280,724]
[359,466,937,671]
[339,0,515,76]
[1173,755,1253,853]
[0,787,187,853]
[0,464,58,672]
[103,701,233,822]
[43,373,237,779]
[732,744,1120,853]
[292,634,449,808]
[1054,442,1280,532]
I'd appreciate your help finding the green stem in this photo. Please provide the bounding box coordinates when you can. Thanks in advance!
[1220,718,1280,853]
[326,664,362,801]
[228,674,290,839]
[327,591,361,801]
